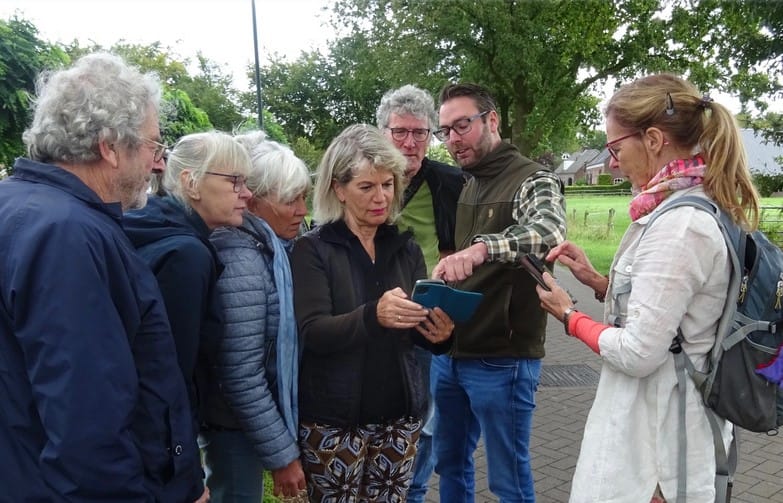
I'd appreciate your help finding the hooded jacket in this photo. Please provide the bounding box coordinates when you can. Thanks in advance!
[123,196,225,433]
[0,159,200,502]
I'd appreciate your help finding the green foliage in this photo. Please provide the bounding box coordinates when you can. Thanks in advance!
[565,195,630,275]
[324,0,728,156]
[0,16,68,168]
[567,195,783,274]
[252,0,783,157]
[260,110,289,144]
[427,143,456,166]
[109,41,191,86]
[597,174,612,185]
[290,136,324,172]
[180,54,246,132]
[160,89,213,143]
[759,203,783,247]
[244,51,369,151]
[684,1,783,117]
[233,111,290,146]
[62,40,255,137]
[579,130,608,152]
[754,172,783,197]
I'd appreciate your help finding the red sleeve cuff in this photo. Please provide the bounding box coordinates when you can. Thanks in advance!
[568,312,610,354]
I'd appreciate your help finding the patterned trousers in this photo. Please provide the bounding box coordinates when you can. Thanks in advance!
[298,416,422,503]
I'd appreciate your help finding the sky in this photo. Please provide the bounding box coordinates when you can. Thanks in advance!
[0,0,769,118]
[0,0,333,91]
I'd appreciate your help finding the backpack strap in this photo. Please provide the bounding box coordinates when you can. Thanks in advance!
[670,331,688,503]
[671,331,737,503]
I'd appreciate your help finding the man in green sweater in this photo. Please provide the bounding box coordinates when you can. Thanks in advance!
[377,84,464,503]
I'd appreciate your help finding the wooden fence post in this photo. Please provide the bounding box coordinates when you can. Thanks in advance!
[607,208,615,236]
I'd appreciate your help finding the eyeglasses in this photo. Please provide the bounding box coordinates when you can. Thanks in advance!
[141,137,169,163]
[433,111,489,141]
[387,127,430,142]
[204,171,248,193]
[605,131,641,161]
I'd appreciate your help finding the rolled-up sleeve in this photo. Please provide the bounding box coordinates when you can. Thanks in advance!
[474,172,566,261]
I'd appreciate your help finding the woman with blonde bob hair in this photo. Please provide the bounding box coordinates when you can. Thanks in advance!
[312,124,406,224]
[291,124,455,502]
[535,74,759,503]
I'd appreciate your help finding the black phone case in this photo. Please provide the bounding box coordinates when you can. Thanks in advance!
[521,253,550,291]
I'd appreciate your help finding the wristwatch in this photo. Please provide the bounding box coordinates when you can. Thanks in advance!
[563,307,578,336]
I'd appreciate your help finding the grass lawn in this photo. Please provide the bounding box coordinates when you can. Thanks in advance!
[566,194,783,275]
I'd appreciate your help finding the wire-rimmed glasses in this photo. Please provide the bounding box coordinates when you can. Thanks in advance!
[605,131,641,161]
[141,137,169,163]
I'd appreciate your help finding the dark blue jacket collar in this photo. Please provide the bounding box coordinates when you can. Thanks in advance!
[12,157,123,222]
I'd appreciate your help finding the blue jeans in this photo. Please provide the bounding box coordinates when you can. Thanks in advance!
[431,354,541,503]
[408,347,437,503]
[201,430,265,503]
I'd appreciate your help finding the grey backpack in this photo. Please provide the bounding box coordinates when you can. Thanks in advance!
[646,195,783,503]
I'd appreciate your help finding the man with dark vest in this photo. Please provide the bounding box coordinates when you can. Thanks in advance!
[376,84,465,503]
[430,83,567,502]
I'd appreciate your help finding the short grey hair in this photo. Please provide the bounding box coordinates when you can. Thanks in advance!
[376,84,438,130]
[23,52,161,164]
[163,131,251,207]
[234,130,311,203]
[313,124,406,224]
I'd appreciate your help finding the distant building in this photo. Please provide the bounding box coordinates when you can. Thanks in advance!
[742,129,782,175]
[555,128,781,185]
[554,149,612,186]
[554,149,597,186]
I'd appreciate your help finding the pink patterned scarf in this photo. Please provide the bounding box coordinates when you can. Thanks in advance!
[628,155,706,221]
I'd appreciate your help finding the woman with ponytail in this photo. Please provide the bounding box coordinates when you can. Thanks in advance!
[535,74,759,503]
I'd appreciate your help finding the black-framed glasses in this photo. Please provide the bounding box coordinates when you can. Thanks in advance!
[204,171,248,193]
[141,137,169,163]
[433,111,489,141]
[387,127,430,142]
[605,131,641,161]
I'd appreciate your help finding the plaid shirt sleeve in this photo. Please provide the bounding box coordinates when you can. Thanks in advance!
[473,171,567,262]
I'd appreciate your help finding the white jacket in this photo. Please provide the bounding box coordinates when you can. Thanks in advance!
[570,188,734,503]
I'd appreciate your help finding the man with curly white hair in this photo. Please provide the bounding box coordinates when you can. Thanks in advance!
[0,53,205,502]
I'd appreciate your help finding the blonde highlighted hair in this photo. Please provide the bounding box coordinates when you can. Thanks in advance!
[605,74,759,229]
[312,124,406,224]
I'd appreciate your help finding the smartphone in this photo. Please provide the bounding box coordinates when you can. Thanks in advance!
[520,253,550,291]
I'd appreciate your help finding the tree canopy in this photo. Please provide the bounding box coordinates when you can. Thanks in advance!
[3,2,783,173]
[257,0,783,158]
[0,21,288,172]
[0,17,67,167]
